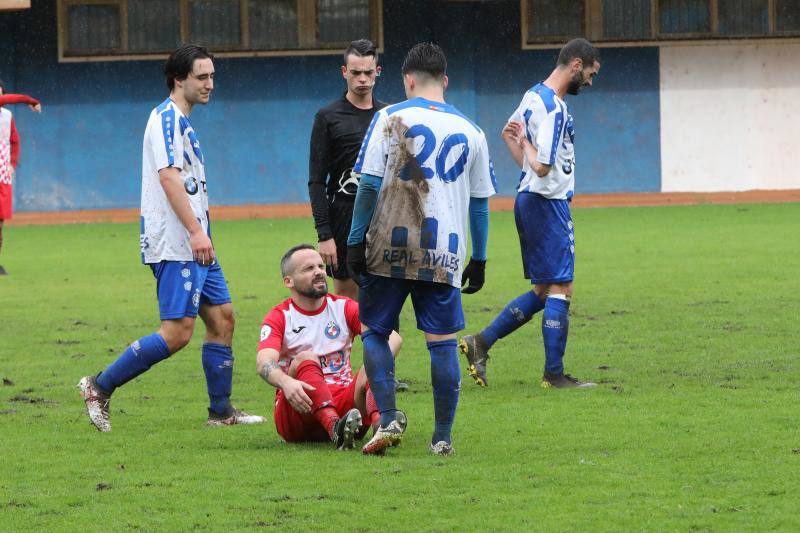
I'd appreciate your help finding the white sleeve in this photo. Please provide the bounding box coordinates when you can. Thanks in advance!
[148,107,185,172]
[469,132,497,198]
[353,110,389,177]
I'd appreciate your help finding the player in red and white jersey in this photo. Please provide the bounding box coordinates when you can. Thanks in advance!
[0,81,42,275]
[257,244,402,450]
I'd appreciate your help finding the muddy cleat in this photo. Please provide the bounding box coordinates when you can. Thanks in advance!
[459,335,489,387]
[77,376,111,432]
[540,372,597,389]
[333,408,362,450]
[429,441,454,456]
[206,406,267,426]
[362,410,407,455]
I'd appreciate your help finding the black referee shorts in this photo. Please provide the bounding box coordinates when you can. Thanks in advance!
[327,199,355,280]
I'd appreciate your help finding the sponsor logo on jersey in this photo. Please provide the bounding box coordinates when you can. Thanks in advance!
[324,321,341,339]
[260,324,271,341]
[184,177,199,195]
[291,326,306,334]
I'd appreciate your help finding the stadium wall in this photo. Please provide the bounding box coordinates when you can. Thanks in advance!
[0,1,794,213]
[659,41,800,192]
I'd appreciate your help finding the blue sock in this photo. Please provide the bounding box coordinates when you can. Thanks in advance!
[428,339,460,445]
[542,297,570,375]
[362,329,396,428]
[202,343,234,416]
[96,333,170,394]
[481,291,545,347]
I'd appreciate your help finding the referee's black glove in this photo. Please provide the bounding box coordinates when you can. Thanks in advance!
[346,243,367,284]
[461,258,486,294]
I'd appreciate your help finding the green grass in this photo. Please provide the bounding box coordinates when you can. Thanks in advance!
[1,203,799,531]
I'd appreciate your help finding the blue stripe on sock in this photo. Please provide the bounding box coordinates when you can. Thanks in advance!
[362,329,396,427]
[96,333,170,393]
[202,342,234,415]
[481,290,544,347]
[428,339,460,445]
[542,297,570,374]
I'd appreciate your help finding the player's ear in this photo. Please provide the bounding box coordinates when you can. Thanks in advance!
[376,66,382,77]
[442,75,449,92]
[341,65,348,79]
[283,275,294,289]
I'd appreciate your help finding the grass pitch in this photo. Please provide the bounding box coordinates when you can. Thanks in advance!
[1,203,799,531]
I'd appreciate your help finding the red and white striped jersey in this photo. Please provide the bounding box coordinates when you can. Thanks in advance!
[0,108,13,185]
[258,294,361,387]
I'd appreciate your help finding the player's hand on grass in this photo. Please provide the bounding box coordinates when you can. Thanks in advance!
[346,242,367,282]
[318,238,338,270]
[190,230,215,266]
[282,378,315,414]
[461,258,486,294]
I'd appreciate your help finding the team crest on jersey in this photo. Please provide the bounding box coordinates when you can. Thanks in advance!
[324,321,341,339]
[192,289,200,308]
[562,161,573,175]
[260,325,271,341]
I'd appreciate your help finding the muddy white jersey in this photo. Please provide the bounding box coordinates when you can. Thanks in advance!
[511,83,575,200]
[258,294,361,387]
[140,97,209,264]
[354,96,497,287]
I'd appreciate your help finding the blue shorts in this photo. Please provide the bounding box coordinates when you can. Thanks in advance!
[514,192,574,284]
[358,273,464,336]
[149,260,232,320]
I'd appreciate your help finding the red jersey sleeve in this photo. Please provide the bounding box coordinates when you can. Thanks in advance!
[9,118,19,168]
[344,297,361,337]
[257,307,286,352]
[0,94,40,107]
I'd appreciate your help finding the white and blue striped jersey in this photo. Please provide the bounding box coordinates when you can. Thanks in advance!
[511,83,575,200]
[140,98,209,264]
[354,97,497,288]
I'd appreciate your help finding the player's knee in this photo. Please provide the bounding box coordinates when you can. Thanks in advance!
[162,325,194,353]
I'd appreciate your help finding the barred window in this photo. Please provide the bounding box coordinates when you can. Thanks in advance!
[58,0,383,61]
[523,0,800,47]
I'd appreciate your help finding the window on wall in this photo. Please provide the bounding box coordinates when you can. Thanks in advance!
[58,0,383,61]
[523,0,800,47]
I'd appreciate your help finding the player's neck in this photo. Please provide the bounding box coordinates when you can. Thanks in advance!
[544,68,569,99]
[291,294,326,313]
[408,88,445,103]
[346,91,374,110]
[169,92,193,116]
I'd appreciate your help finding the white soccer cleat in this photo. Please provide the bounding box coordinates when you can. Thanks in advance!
[77,376,111,432]
[362,410,407,455]
[429,440,454,456]
[206,406,266,426]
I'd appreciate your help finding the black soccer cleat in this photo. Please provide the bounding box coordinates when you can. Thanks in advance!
[540,372,597,389]
[333,408,362,450]
[459,334,490,387]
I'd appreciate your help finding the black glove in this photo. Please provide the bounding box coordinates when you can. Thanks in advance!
[346,243,367,284]
[461,258,486,294]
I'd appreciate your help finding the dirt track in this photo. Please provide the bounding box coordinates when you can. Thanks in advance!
[7,190,800,226]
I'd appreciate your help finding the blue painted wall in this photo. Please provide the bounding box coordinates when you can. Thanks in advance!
[0,0,661,212]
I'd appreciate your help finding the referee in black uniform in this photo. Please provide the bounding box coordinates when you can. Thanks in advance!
[308,39,386,301]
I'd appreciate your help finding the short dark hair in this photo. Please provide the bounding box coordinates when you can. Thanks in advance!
[344,39,378,65]
[280,244,317,277]
[401,42,446,81]
[557,38,600,68]
[164,44,214,91]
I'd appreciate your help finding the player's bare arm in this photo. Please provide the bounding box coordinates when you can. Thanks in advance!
[502,121,524,168]
[256,348,314,414]
[507,121,551,178]
[158,166,215,265]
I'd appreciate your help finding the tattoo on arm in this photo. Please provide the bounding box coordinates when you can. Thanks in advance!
[259,361,280,383]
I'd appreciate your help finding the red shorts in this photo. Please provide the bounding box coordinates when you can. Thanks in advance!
[274,377,362,443]
[0,183,12,220]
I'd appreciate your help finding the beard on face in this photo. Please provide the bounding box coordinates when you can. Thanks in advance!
[296,278,328,299]
[566,71,583,95]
